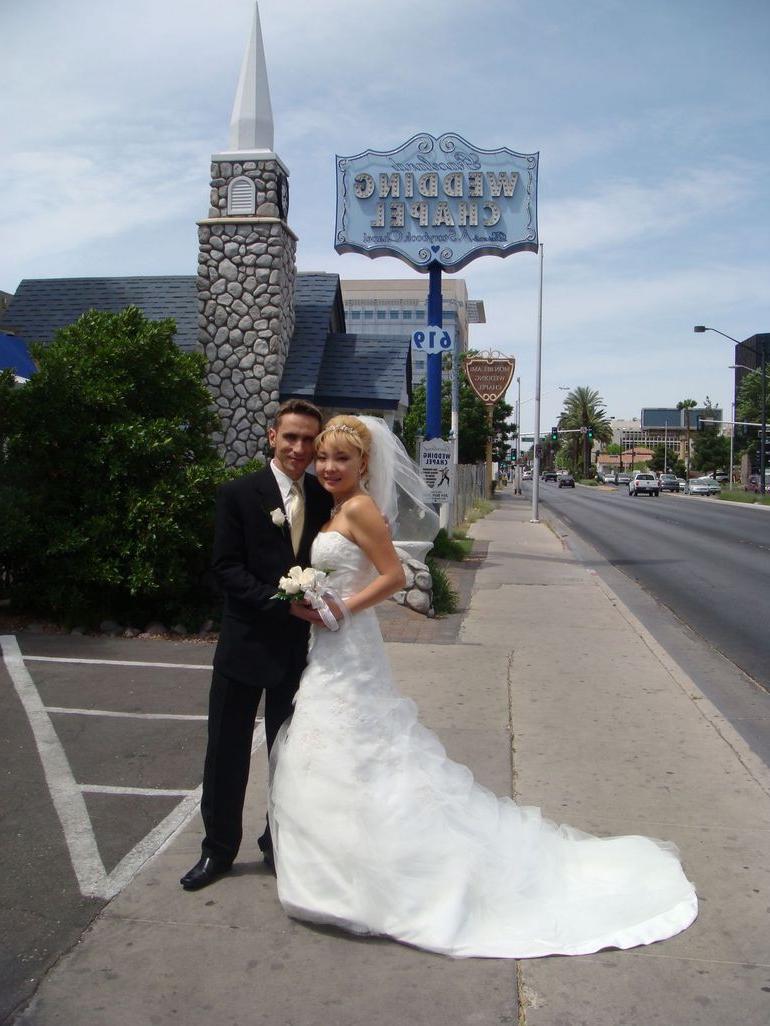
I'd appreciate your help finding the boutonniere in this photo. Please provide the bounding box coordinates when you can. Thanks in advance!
[269,507,287,528]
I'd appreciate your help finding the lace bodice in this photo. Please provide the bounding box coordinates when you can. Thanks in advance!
[311,530,377,601]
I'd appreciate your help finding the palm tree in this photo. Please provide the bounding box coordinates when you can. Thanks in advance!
[558,386,613,476]
[677,398,698,481]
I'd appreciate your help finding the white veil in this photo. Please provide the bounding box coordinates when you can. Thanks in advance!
[357,416,439,547]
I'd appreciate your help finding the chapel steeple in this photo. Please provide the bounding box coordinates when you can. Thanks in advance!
[227,1,275,155]
[197,1,297,466]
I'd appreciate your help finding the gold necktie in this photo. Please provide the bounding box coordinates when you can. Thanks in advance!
[289,481,305,554]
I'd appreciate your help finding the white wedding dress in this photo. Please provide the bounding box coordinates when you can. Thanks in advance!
[268,531,698,958]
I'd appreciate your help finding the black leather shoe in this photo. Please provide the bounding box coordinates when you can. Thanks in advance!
[180,856,232,891]
[257,835,276,874]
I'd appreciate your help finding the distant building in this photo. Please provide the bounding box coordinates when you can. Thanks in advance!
[340,279,486,386]
[605,408,722,462]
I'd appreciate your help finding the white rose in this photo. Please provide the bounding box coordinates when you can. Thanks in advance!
[280,577,301,595]
[299,567,322,591]
[287,566,304,583]
[270,508,287,527]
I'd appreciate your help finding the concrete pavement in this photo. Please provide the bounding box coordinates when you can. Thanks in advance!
[10,492,770,1026]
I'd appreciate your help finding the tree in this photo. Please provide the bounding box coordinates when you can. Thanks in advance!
[558,386,613,476]
[677,398,698,479]
[736,368,768,465]
[402,374,514,464]
[691,396,729,477]
[649,443,684,477]
[0,306,251,627]
[692,430,730,477]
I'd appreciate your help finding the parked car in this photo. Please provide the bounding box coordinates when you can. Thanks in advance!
[688,476,721,496]
[522,469,533,481]
[628,471,659,497]
[542,471,557,482]
[558,473,575,488]
[615,472,631,485]
[658,473,680,493]
[677,478,688,492]
[714,471,729,483]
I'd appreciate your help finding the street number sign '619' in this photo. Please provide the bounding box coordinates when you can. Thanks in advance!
[411,325,455,353]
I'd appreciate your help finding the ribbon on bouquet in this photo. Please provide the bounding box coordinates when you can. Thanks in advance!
[305,585,350,632]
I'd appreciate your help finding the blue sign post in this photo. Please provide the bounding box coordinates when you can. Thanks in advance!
[335,132,538,439]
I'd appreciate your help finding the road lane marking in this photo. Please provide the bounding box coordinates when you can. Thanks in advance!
[45,707,208,720]
[81,785,198,797]
[24,656,212,670]
[1,635,266,900]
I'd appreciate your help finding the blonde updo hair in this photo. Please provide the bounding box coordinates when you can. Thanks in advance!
[315,415,372,464]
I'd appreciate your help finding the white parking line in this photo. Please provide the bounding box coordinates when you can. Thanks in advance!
[45,707,208,721]
[81,784,198,797]
[1,635,265,900]
[24,656,212,670]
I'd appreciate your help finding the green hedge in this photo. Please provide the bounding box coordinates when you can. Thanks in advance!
[0,307,255,629]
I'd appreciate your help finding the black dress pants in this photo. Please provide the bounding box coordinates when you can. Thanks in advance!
[200,670,297,864]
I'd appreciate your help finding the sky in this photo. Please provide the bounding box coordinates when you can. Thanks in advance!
[1,0,768,435]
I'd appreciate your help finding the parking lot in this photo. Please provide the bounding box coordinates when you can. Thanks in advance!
[0,631,262,1023]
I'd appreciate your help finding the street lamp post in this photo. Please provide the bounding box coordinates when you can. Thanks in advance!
[694,326,767,494]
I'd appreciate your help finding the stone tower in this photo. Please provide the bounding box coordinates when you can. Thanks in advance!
[197,2,297,464]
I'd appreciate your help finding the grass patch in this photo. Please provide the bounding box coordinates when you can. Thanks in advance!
[429,528,472,561]
[464,499,495,526]
[426,556,458,615]
[718,489,770,505]
[579,478,599,486]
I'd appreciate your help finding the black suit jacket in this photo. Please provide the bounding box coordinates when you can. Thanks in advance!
[211,467,333,689]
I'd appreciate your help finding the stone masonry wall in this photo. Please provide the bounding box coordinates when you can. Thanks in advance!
[197,159,296,465]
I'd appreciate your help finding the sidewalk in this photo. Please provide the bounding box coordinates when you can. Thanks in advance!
[13,493,770,1026]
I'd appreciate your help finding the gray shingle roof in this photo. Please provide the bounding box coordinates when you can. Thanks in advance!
[0,272,410,410]
[280,274,342,396]
[0,277,199,351]
[314,333,410,409]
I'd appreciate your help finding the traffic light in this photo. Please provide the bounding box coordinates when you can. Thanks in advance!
[586,424,594,441]
[550,426,558,442]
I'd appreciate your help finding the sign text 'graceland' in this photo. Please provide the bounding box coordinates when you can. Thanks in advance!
[335,133,538,274]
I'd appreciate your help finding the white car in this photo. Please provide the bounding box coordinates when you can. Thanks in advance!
[628,472,659,497]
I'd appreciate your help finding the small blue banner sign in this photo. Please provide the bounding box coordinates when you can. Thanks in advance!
[411,325,454,353]
[335,132,538,273]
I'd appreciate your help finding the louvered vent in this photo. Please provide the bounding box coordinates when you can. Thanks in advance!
[227,176,256,216]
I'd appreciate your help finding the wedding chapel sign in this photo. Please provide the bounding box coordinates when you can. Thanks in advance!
[465,353,516,496]
[420,438,454,504]
[334,132,539,273]
[464,355,515,404]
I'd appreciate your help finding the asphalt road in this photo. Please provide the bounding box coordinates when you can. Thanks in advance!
[0,633,219,1025]
[533,482,770,761]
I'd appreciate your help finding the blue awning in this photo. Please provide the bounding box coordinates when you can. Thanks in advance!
[0,332,37,377]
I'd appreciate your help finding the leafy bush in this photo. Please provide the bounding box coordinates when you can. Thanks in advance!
[0,306,254,628]
[426,556,458,615]
[429,528,471,561]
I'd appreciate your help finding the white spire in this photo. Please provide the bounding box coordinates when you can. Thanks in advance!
[227,2,274,153]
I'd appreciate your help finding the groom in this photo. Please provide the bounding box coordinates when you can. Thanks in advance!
[181,398,332,891]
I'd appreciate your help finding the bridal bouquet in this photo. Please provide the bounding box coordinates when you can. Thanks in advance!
[273,566,348,632]
[274,565,328,601]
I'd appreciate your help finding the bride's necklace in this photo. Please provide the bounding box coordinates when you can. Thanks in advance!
[330,491,362,519]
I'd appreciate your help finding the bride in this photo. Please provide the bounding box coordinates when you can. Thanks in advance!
[268,414,698,958]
